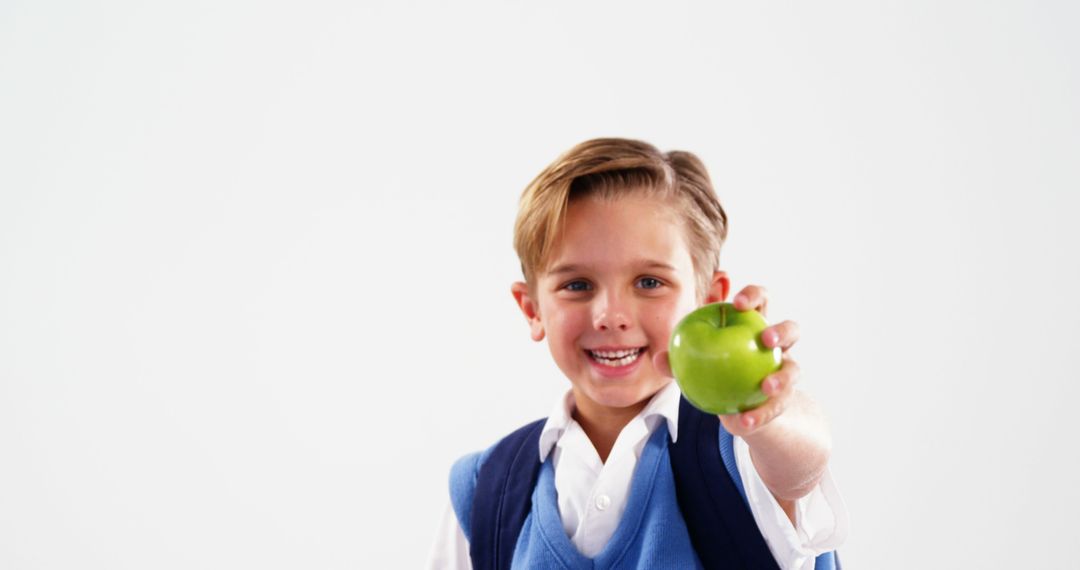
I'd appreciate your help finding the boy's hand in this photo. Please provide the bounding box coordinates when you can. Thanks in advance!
[653,284,801,438]
[721,285,800,438]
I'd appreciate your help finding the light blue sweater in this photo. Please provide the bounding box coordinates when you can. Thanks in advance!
[451,423,705,568]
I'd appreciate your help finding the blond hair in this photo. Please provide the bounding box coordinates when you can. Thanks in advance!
[513,138,728,301]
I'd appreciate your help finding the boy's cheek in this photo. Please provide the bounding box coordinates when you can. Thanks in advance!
[552,307,592,333]
[649,302,685,333]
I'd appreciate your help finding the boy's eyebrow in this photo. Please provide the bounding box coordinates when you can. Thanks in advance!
[547,260,677,275]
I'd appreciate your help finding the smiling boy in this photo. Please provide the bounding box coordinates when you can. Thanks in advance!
[428,138,847,569]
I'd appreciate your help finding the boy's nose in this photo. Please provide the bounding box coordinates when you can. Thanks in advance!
[596,317,630,332]
[594,307,631,331]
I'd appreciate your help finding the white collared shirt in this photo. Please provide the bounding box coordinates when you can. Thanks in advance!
[427,382,849,569]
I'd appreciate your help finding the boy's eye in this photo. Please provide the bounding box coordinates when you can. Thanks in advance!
[637,277,663,289]
[563,278,663,291]
[564,280,591,292]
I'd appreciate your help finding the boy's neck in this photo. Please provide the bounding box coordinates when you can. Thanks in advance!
[570,390,650,464]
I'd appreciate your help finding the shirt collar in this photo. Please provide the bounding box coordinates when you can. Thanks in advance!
[538,381,683,463]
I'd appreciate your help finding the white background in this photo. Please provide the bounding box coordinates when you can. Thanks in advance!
[2,1,1078,568]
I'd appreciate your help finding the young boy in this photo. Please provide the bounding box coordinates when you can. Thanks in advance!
[427,138,848,569]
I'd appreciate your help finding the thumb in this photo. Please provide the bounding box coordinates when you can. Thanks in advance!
[652,349,674,378]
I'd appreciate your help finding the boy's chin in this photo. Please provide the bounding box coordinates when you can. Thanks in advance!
[578,380,667,410]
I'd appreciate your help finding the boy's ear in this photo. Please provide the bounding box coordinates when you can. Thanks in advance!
[703,270,730,304]
[511,281,545,342]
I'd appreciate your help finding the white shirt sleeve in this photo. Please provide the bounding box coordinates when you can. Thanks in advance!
[425,500,473,570]
[733,436,850,570]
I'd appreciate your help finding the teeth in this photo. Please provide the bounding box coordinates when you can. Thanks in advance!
[591,348,640,359]
[588,348,644,367]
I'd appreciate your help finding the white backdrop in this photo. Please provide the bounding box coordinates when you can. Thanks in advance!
[2,1,1078,568]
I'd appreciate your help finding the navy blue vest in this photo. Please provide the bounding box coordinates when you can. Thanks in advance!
[464,396,840,569]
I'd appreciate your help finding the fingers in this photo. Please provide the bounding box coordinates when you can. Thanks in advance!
[733,285,798,352]
[721,356,800,433]
[652,349,674,378]
[738,388,791,430]
[762,355,800,397]
[733,285,768,317]
[762,320,800,351]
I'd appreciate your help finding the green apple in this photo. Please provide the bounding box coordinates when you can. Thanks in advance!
[668,302,782,415]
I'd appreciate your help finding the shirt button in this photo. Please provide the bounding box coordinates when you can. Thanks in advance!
[595,494,611,511]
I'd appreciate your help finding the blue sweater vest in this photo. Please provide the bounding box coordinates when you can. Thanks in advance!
[452,423,703,568]
[449,401,840,569]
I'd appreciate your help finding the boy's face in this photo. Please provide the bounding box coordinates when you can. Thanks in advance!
[512,193,728,418]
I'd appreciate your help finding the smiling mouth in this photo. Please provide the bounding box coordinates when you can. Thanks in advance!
[585,347,647,367]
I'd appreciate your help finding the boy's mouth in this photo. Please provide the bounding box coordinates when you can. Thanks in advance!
[585,346,647,368]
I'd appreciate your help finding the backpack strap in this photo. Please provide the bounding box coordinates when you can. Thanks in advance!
[466,418,546,570]
[670,396,782,569]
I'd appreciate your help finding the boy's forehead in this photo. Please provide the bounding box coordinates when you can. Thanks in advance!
[547,258,678,277]
[540,195,694,278]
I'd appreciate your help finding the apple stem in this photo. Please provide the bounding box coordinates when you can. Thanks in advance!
[721,303,727,327]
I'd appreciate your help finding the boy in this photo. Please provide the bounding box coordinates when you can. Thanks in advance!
[428,138,848,569]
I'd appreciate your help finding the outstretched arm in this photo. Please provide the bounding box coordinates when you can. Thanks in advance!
[721,287,831,520]
[738,390,832,523]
